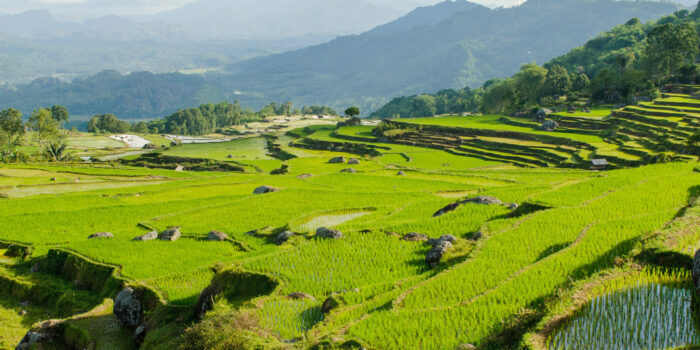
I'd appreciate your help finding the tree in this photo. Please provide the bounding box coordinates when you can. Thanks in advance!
[481,79,516,114]
[691,1,700,19]
[88,114,131,134]
[512,63,548,109]
[544,65,572,97]
[572,73,591,92]
[644,22,699,84]
[50,105,70,127]
[411,95,437,117]
[28,108,65,161]
[345,107,360,117]
[133,122,150,134]
[0,108,25,161]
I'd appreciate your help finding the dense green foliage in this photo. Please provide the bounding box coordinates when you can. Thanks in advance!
[148,102,259,136]
[87,114,132,134]
[373,7,700,118]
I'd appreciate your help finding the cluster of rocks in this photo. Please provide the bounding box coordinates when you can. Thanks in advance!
[397,232,458,267]
[340,168,358,173]
[254,185,279,194]
[433,196,518,217]
[329,157,361,165]
[540,120,559,132]
[425,235,457,267]
[316,227,344,239]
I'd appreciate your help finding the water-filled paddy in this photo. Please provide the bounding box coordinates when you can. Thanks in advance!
[549,284,700,350]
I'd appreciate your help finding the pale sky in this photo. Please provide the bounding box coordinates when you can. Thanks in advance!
[0,0,527,17]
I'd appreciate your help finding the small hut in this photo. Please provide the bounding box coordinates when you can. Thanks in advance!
[591,159,609,171]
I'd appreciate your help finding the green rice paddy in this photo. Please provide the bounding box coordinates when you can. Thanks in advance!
[1,90,699,349]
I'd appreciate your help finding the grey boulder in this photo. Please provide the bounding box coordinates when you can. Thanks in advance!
[88,232,113,239]
[316,227,344,239]
[160,227,181,241]
[426,241,453,267]
[400,232,428,242]
[114,287,143,329]
[274,231,295,245]
[254,186,279,194]
[207,231,229,241]
[133,231,158,241]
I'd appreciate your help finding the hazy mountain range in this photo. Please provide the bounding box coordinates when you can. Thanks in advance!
[0,0,419,84]
[221,0,681,112]
[0,0,684,120]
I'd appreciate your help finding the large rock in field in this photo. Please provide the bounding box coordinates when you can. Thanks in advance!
[207,231,229,241]
[427,235,457,247]
[274,231,295,245]
[400,232,428,242]
[340,168,358,173]
[426,241,453,267]
[88,232,113,239]
[322,295,341,314]
[133,231,158,241]
[287,292,315,300]
[15,331,47,350]
[464,196,502,205]
[254,185,279,194]
[329,157,346,164]
[160,227,181,241]
[114,287,143,329]
[316,227,344,239]
[348,158,361,165]
[540,120,559,131]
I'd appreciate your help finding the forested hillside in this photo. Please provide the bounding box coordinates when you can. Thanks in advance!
[0,70,219,119]
[372,5,700,118]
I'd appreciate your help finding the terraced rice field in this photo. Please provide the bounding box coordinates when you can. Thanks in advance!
[0,88,699,349]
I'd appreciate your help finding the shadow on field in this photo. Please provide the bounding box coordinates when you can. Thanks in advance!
[636,249,693,269]
[676,185,700,219]
[478,238,639,350]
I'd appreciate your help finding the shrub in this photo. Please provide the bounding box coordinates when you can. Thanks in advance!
[179,312,274,350]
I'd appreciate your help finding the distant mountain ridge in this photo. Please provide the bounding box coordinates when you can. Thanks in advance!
[369,0,481,34]
[0,0,683,118]
[219,0,681,113]
[150,0,406,40]
[0,1,415,84]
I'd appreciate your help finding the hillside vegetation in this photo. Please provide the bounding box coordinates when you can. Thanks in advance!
[0,82,698,348]
[373,5,700,119]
